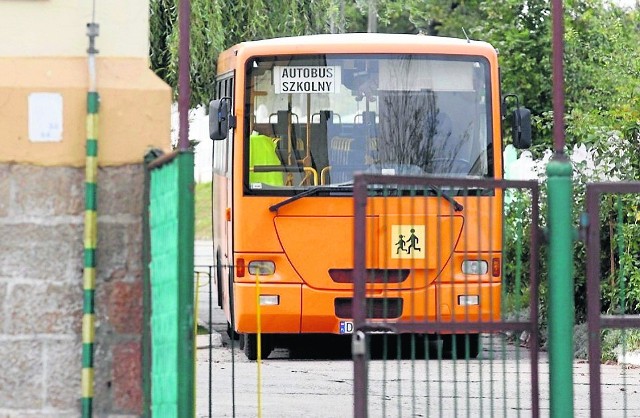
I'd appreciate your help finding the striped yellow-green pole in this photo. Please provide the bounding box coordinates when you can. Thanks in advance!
[82,21,99,418]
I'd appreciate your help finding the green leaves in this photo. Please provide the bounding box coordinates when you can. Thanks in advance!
[149,0,333,107]
[150,0,640,132]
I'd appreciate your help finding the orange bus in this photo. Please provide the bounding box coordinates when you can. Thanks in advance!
[209,33,531,360]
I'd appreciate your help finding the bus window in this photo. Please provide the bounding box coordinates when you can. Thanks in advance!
[244,55,492,192]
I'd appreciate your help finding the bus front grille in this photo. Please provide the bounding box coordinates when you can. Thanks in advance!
[329,269,410,284]
[334,297,403,319]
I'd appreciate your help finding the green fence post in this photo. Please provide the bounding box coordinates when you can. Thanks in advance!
[546,157,574,417]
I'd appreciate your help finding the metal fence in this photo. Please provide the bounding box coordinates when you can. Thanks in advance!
[585,182,640,418]
[153,173,640,418]
[352,174,541,418]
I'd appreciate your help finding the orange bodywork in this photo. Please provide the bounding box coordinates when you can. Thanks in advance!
[213,34,505,336]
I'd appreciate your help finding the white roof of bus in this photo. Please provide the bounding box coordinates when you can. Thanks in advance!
[231,33,495,53]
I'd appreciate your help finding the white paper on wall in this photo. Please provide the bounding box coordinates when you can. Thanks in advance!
[29,92,63,142]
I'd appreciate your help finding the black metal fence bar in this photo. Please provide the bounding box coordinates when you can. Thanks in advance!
[600,315,640,329]
[353,174,368,418]
[390,321,535,333]
[194,264,214,418]
[529,183,541,417]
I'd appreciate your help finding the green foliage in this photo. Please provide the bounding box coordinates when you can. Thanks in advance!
[195,181,212,240]
[602,329,640,362]
[599,195,640,315]
[150,1,640,147]
[565,3,640,157]
[503,189,534,292]
[150,0,332,107]
[150,0,225,106]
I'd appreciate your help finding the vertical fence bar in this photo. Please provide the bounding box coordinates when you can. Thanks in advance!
[585,185,604,418]
[178,0,191,151]
[530,185,541,418]
[208,265,213,418]
[353,174,368,418]
[255,270,263,418]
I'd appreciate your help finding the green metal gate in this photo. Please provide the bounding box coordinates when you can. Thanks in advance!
[144,150,195,417]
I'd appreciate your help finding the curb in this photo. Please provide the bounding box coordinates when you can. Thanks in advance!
[197,332,223,349]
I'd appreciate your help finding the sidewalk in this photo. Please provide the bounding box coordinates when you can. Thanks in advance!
[194,240,224,348]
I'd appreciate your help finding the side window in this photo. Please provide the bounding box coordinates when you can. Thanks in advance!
[212,76,234,176]
[225,78,233,176]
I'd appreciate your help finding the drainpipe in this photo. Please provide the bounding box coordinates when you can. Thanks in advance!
[82,19,100,418]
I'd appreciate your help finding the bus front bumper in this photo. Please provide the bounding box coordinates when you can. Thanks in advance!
[233,282,501,335]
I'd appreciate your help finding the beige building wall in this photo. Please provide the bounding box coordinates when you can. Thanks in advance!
[0,0,171,166]
[0,0,150,57]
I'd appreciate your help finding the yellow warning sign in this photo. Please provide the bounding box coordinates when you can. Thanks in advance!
[391,225,426,259]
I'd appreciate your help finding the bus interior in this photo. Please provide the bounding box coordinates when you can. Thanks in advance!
[246,55,493,192]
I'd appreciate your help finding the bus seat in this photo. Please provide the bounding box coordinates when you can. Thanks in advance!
[273,110,304,165]
[249,133,284,186]
[365,137,378,164]
[328,136,354,183]
[309,110,334,172]
[362,111,377,138]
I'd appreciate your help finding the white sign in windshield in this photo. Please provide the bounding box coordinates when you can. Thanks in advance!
[274,66,341,94]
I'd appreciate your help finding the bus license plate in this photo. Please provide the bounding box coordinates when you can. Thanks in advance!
[339,321,354,334]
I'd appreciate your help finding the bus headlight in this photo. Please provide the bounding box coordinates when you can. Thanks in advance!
[259,295,280,306]
[248,260,275,275]
[461,260,488,275]
[458,295,479,306]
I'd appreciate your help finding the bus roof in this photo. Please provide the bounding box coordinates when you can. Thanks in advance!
[217,33,497,74]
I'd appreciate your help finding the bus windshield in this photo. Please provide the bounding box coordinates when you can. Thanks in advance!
[244,54,493,192]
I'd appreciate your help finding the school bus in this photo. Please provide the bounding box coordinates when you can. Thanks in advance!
[209,33,531,360]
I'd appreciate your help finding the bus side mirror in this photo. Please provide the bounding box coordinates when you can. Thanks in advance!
[209,99,229,140]
[512,107,532,149]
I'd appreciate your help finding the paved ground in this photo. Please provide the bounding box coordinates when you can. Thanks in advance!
[193,241,640,417]
[194,241,226,335]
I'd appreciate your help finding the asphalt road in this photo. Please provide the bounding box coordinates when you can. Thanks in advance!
[193,241,640,418]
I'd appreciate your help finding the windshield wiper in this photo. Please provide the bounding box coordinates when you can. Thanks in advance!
[268,183,462,213]
[426,185,464,212]
[269,185,352,213]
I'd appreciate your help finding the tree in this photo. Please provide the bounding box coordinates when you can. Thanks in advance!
[150,0,333,107]
[149,0,639,150]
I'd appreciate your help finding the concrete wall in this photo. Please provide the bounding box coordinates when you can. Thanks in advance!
[0,164,146,416]
[0,0,171,416]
